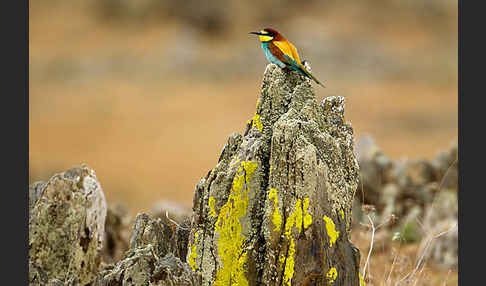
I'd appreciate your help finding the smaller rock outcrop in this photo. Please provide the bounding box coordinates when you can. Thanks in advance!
[29,165,107,285]
[97,213,198,285]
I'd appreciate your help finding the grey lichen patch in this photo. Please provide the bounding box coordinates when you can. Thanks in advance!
[29,165,107,285]
[130,213,172,258]
[188,64,361,285]
[98,213,200,285]
[128,212,191,261]
[99,247,199,286]
[152,253,201,285]
[98,245,158,285]
[29,181,47,212]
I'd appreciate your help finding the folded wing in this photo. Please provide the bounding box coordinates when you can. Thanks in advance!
[269,40,325,87]
[273,40,302,65]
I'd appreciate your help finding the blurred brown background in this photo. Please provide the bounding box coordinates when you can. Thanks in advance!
[29,0,457,213]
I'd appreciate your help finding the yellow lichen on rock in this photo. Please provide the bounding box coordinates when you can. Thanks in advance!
[209,196,217,218]
[282,238,296,286]
[241,161,258,184]
[326,267,338,283]
[281,198,308,285]
[251,112,263,132]
[323,215,340,248]
[278,254,285,271]
[284,199,303,238]
[188,231,199,271]
[268,188,282,232]
[303,197,312,229]
[359,272,366,286]
[213,161,258,286]
[230,158,241,168]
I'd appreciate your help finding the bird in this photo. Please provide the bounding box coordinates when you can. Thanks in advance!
[249,27,325,87]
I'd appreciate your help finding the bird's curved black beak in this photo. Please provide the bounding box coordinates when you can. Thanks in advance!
[249,31,264,36]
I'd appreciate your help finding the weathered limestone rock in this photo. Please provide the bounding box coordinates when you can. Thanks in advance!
[97,213,199,285]
[129,213,190,260]
[29,260,80,285]
[29,165,107,285]
[29,260,49,285]
[187,64,362,285]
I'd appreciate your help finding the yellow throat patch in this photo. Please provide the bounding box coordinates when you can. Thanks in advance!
[258,30,273,42]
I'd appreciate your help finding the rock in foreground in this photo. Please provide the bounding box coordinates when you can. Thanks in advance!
[29,165,107,285]
[97,213,199,285]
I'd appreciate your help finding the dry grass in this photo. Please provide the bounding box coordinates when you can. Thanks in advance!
[352,224,458,286]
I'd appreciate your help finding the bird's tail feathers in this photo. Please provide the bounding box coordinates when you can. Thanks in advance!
[283,54,325,87]
[298,64,325,88]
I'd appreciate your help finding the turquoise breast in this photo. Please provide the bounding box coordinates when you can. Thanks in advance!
[261,42,287,69]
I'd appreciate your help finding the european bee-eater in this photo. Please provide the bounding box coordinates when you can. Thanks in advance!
[249,27,325,87]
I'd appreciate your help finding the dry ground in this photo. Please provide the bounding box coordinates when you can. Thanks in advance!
[351,226,458,286]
